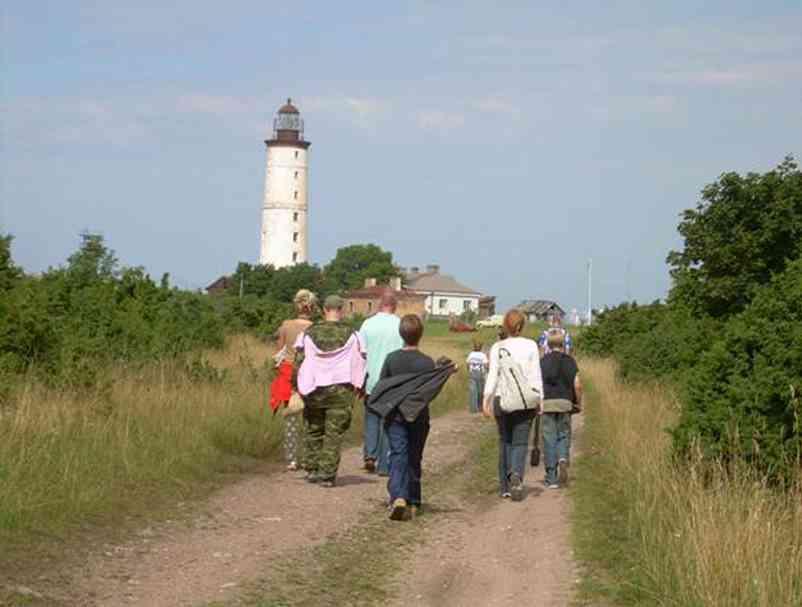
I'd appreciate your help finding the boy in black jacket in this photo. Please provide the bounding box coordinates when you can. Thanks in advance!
[381,314,434,521]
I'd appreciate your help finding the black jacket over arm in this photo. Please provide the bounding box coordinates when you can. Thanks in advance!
[366,363,456,422]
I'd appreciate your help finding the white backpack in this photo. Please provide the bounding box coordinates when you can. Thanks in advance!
[496,347,541,413]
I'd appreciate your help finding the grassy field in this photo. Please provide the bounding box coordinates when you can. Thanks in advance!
[573,358,802,607]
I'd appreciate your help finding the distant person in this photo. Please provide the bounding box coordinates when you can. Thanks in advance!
[359,291,404,475]
[367,315,457,520]
[293,295,367,487]
[466,341,488,414]
[270,289,316,471]
[483,310,543,501]
[538,315,572,357]
[539,329,583,488]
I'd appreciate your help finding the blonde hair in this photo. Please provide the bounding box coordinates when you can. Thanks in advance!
[293,289,317,317]
[503,309,526,337]
[547,328,565,350]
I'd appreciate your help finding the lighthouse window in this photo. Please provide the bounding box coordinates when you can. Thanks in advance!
[293,232,299,243]
[293,191,298,200]
[294,151,299,159]
[293,212,299,222]
[294,171,298,179]
[293,252,298,262]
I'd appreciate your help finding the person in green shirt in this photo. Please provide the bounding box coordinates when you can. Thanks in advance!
[359,291,403,475]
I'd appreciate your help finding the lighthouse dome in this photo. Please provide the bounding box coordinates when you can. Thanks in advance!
[278,98,300,115]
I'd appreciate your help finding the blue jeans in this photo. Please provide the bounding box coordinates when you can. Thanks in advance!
[495,410,535,494]
[386,411,430,505]
[542,413,572,485]
[363,402,390,474]
[468,372,485,413]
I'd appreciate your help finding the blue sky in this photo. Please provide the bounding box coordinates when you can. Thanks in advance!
[2,1,801,312]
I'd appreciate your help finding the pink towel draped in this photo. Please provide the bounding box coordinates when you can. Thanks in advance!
[295,332,367,396]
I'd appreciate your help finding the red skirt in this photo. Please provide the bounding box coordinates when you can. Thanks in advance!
[269,361,293,413]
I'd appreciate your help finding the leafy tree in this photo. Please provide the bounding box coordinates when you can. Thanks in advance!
[271,263,324,302]
[0,234,23,293]
[66,233,119,288]
[322,244,398,294]
[667,157,802,318]
[228,262,276,298]
[672,257,802,483]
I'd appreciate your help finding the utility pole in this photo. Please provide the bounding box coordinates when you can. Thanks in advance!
[587,258,593,326]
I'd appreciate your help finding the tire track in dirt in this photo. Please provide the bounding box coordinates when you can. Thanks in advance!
[62,411,483,607]
[390,416,583,607]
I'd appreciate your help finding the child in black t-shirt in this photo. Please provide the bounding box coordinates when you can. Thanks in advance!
[380,314,434,521]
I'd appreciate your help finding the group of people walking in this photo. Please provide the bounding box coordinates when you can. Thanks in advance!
[270,289,582,519]
[476,312,582,497]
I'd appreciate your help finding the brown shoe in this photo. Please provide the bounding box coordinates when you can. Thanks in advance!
[389,498,408,521]
[364,458,376,473]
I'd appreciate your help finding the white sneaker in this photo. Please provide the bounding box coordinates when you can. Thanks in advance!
[548,484,559,489]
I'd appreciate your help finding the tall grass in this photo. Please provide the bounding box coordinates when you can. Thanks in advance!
[574,358,802,607]
[0,336,279,538]
[0,334,471,548]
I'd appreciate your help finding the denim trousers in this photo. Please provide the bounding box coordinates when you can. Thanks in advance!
[386,411,430,505]
[363,402,390,473]
[495,410,535,494]
[542,412,572,485]
[468,372,485,414]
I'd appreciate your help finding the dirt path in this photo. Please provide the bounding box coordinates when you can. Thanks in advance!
[59,411,483,607]
[390,416,583,607]
[25,411,581,606]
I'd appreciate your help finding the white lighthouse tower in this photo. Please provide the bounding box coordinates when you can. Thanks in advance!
[259,99,310,268]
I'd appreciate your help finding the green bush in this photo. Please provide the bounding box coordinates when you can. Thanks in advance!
[672,258,802,482]
[0,234,225,387]
[576,303,721,383]
[215,294,293,339]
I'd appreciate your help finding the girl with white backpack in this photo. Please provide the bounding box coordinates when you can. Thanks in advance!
[482,310,543,501]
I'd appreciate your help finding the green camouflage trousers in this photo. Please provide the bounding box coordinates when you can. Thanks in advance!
[302,386,355,480]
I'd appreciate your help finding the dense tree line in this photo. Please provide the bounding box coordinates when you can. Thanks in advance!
[579,157,802,482]
[0,235,398,389]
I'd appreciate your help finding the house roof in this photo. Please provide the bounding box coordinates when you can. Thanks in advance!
[206,276,233,292]
[518,299,566,315]
[343,286,425,301]
[405,272,481,296]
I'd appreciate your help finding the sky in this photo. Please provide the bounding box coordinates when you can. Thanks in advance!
[2,1,801,312]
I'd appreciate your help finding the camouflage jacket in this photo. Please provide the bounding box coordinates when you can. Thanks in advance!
[293,321,358,397]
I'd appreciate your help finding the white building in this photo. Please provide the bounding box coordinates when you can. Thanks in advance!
[404,265,482,317]
[259,99,310,268]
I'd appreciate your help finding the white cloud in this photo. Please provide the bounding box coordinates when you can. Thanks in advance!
[647,61,802,87]
[415,109,466,132]
[175,94,256,116]
[304,95,393,130]
[2,97,150,146]
[471,96,523,118]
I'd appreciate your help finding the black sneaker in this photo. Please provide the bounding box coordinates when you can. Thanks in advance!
[558,460,569,487]
[509,474,524,501]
